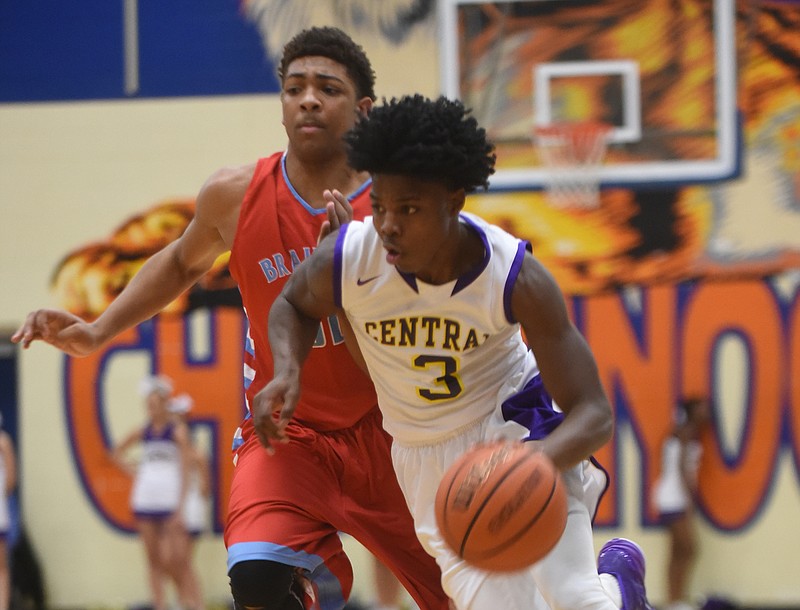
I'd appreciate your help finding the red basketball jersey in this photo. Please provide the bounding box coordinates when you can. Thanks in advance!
[229,152,377,442]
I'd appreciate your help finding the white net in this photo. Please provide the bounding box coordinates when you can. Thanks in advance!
[534,122,611,209]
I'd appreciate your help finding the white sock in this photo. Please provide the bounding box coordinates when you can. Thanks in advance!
[599,572,623,608]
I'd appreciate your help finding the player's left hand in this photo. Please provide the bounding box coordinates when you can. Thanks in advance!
[317,189,353,244]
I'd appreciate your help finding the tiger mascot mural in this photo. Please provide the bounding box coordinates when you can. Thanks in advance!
[51,0,800,313]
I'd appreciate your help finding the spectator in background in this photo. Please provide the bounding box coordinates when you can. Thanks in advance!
[111,375,194,610]
[0,415,17,610]
[168,393,208,610]
[652,397,711,610]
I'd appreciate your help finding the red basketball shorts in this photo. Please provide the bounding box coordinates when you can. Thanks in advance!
[225,406,448,610]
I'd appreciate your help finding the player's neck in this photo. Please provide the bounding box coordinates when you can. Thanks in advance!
[417,222,484,285]
[285,153,369,209]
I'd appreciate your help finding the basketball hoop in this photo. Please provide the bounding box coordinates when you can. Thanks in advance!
[534,122,612,210]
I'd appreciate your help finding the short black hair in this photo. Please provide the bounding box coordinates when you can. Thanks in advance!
[345,95,496,192]
[278,27,376,101]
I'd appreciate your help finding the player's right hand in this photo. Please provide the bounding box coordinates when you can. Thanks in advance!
[251,375,300,454]
[317,189,353,244]
[11,309,103,357]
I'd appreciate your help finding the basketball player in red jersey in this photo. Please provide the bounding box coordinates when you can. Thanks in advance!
[12,27,448,610]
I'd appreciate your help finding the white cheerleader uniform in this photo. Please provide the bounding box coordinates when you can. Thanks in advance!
[652,436,703,520]
[335,213,614,610]
[131,423,182,519]
[182,470,208,536]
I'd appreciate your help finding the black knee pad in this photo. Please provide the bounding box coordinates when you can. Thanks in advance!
[229,560,303,610]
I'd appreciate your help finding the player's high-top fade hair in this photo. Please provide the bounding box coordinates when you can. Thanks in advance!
[345,95,496,192]
[278,27,376,101]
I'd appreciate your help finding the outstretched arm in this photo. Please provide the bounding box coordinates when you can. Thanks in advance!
[110,428,144,477]
[251,234,341,452]
[512,252,613,470]
[11,167,245,356]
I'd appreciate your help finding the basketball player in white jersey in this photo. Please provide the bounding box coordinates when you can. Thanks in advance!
[254,95,655,610]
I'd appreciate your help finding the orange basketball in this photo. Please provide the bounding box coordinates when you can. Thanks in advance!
[434,441,568,572]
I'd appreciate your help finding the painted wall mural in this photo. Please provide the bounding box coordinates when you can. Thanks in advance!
[3,0,799,604]
[47,0,800,539]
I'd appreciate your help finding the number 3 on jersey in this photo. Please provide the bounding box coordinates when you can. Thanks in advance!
[414,355,463,401]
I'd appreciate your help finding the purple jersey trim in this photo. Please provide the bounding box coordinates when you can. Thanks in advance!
[502,373,610,523]
[588,455,610,523]
[397,214,494,295]
[453,214,491,295]
[397,269,419,293]
[501,373,563,440]
[143,422,175,442]
[503,240,530,324]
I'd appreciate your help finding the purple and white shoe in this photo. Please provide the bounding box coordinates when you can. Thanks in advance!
[597,538,654,610]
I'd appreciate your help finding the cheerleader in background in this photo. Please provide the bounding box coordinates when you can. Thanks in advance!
[652,397,711,610]
[112,375,193,610]
[169,393,208,610]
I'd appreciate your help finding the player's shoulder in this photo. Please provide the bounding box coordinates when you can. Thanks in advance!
[339,217,380,253]
[336,219,386,286]
[195,162,258,215]
[461,212,529,268]
[462,211,523,246]
[203,162,258,194]
[343,216,372,235]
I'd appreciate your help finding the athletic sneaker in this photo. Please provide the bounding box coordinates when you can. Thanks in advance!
[597,538,654,610]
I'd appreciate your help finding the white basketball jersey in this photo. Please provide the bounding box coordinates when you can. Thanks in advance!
[336,212,536,444]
